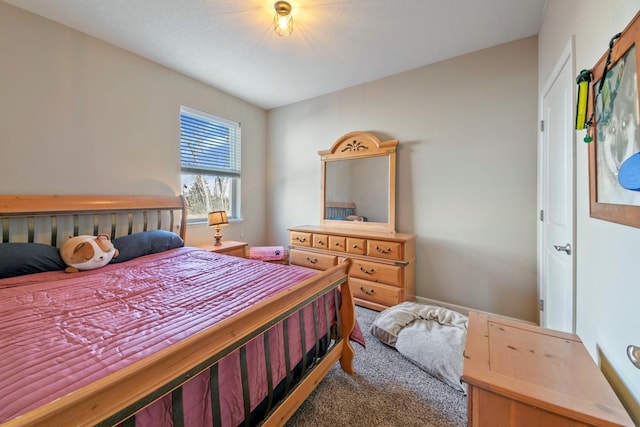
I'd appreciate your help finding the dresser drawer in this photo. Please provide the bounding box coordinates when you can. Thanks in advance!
[289,249,337,270]
[366,239,402,261]
[350,277,402,307]
[328,235,346,252]
[290,231,312,247]
[312,233,329,250]
[289,225,416,311]
[350,260,402,287]
[346,237,366,255]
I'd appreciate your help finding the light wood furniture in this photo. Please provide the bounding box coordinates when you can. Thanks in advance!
[0,195,356,427]
[462,312,634,427]
[319,131,397,233]
[197,240,247,258]
[289,225,415,311]
[291,131,416,311]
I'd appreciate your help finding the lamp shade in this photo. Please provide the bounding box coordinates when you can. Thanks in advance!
[208,211,229,227]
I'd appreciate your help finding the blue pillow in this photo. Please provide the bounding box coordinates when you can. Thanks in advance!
[0,243,67,279]
[111,230,184,263]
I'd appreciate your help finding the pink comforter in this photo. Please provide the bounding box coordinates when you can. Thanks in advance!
[0,247,359,426]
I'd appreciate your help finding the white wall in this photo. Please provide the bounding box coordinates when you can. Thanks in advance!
[268,37,539,322]
[0,2,268,247]
[539,0,640,419]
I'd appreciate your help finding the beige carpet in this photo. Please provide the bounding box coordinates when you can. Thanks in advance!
[286,306,467,426]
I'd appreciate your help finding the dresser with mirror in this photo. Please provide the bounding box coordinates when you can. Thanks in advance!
[288,131,416,311]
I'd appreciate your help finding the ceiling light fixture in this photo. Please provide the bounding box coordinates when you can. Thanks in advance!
[274,1,293,37]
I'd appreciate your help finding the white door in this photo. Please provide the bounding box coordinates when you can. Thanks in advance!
[539,38,576,333]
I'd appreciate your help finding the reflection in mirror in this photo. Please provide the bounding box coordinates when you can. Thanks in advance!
[319,131,397,232]
[325,157,389,223]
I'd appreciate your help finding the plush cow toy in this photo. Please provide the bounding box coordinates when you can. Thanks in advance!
[61,234,119,273]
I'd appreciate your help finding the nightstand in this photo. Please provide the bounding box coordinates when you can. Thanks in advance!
[196,241,248,258]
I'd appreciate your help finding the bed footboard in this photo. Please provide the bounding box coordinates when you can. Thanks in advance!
[252,262,355,427]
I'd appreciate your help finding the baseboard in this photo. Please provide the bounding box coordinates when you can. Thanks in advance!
[415,296,536,325]
[415,296,474,316]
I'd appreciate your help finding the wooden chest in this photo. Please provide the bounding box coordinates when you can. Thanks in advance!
[462,312,633,426]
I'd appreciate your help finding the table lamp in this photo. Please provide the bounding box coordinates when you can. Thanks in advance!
[208,210,229,246]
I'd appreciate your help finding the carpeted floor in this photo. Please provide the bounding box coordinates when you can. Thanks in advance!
[286,306,467,426]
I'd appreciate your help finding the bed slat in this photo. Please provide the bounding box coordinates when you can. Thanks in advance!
[299,311,308,374]
[283,318,292,395]
[240,346,251,427]
[264,333,275,413]
[324,294,331,347]
[312,301,320,361]
[210,365,222,427]
[171,388,185,427]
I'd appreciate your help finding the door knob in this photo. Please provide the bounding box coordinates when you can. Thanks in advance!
[553,243,571,255]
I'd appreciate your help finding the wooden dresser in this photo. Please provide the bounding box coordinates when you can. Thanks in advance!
[462,312,634,426]
[288,225,415,311]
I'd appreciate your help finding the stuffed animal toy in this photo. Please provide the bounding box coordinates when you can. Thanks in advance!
[61,234,119,273]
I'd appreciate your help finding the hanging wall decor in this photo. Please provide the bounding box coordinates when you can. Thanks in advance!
[587,10,640,228]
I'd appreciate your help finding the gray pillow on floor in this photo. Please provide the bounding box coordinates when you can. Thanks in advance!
[395,319,467,394]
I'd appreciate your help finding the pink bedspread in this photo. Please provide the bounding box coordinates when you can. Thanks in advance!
[0,247,361,426]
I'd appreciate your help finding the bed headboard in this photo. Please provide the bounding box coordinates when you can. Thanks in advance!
[0,195,186,247]
[324,201,357,220]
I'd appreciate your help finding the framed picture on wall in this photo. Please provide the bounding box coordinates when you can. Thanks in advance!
[587,10,640,228]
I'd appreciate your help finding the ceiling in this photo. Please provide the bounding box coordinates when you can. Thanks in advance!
[5,0,547,110]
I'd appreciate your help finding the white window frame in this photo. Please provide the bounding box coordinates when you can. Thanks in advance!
[180,106,241,223]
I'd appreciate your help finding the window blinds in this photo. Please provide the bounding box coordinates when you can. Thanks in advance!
[180,107,240,177]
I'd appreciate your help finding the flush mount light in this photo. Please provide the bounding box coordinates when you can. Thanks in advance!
[274,1,293,37]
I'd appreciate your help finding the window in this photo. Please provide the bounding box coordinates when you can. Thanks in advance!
[180,106,241,223]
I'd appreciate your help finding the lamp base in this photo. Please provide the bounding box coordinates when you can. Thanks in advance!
[214,225,223,246]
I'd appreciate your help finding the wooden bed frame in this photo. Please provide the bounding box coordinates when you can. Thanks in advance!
[0,195,356,427]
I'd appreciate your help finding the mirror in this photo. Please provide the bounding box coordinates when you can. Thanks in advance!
[320,131,397,232]
[325,157,389,223]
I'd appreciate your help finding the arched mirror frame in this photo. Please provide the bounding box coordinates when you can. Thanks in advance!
[319,131,397,232]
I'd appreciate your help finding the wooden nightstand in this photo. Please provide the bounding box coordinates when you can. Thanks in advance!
[196,241,248,258]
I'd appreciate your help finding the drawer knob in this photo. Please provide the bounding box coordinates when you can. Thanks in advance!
[375,245,392,254]
[317,240,325,245]
[295,237,307,242]
[359,265,374,275]
[359,286,375,295]
[352,244,359,249]
[306,256,318,264]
